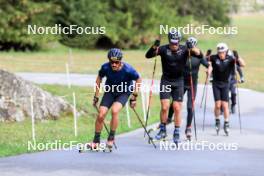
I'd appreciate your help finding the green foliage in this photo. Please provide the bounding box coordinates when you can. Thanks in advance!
[0,0,231,50]
[0,0,58,51]
[174,0,230,26]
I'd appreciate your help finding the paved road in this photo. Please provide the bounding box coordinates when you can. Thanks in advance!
[0,72,263,176]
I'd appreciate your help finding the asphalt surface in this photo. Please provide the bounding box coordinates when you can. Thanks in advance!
[0,73,263,176]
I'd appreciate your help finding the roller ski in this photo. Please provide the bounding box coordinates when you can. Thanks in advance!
[185,127,192,141]
[103,140,114,153]
[215,119,220,135]
[224,121,230,136]
[78,142,100,153]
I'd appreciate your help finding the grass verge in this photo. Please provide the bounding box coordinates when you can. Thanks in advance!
[0,84,160,157]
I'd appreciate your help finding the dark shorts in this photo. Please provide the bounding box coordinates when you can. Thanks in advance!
[160,78,184,102]
[100,92,131,108]
[212,82,229,102]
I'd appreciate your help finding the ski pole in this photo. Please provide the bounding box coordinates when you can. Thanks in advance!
[202,80,208,131]
[132,107,157,149]
[200,77,207,108]
[144,35,161,137]
[93,105,118,149]
[188,49,197,141]
[233,50,242,134]
[200,49,212,108]
[237,82,242,133]
[202,49,212,131]
[144,58,156,137]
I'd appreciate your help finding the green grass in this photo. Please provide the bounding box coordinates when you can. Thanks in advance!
[0,85,161,157]
[0,15,263,91]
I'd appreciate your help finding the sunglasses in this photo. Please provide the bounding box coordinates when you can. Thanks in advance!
[110,60,121,65]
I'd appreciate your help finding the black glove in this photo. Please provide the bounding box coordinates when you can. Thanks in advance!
[129,93,137,108]
[186,40,194,49]
[233,50,239,60]
[93,96,99,106]
[206,49,212,56]
[153,40,160,47]
[240,77,245,83]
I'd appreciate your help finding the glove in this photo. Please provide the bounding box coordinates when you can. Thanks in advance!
[240,77,245,83]
[206,49,212,57]
[153,40,160,47]
[129,93,137,108]
[93,96,99,106]
[186,40,194,49]
[233,50,239,62]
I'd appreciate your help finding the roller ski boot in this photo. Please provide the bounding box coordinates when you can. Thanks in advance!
[155,123,167,141]
[231,104,236,114]
[185,127,192,141]
[224,121,230,136]
[173,128,180,147]
[215,119,220,135]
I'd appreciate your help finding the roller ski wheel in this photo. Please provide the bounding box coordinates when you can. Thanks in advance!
[215,119,220,136]
[224,121,230,136]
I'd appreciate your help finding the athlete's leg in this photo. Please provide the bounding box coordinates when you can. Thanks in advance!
[167,102,174,123]
[93,92,114,142]
[221,84,230,122]
[160,99,170,123]
[212,83,221,119]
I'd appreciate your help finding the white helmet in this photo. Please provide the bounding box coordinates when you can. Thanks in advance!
[187,37,197,46]
[216,43,228,52]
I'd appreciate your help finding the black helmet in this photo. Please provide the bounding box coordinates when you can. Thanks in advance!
[168,29,182,44]
[107,48,123,61]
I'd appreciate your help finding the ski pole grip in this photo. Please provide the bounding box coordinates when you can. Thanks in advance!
[206,49,212,56]
[233,50,239,59]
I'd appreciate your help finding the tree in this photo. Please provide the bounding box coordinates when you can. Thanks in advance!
[0,0,58,51]
[0,0,231,50]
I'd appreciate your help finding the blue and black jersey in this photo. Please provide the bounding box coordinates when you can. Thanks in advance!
[98,62,140,94]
